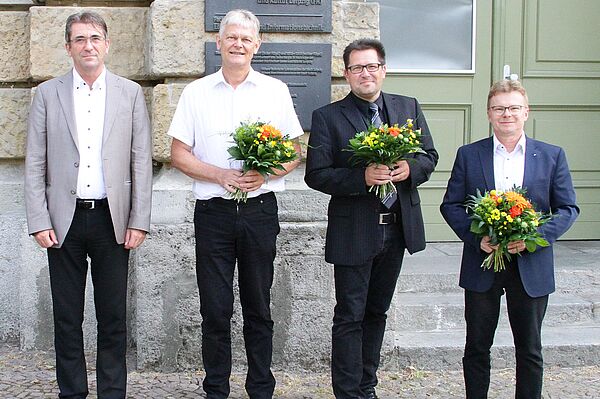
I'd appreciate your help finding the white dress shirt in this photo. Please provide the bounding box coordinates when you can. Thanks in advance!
[168,68,304,200]
[493,132,526,192]
[73,67,107,199]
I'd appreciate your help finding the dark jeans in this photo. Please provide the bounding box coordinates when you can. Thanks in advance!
[47,205,130,399]
[463,261,548,399]
[332,223,405,399]
[194,192,279,399]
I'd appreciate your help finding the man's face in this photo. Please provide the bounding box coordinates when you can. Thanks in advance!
[65,22,110,76]
[216,24,261,71]
[344,48,386,102]
[487,91,529,139]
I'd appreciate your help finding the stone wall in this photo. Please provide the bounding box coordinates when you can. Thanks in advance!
[0,0,379,371]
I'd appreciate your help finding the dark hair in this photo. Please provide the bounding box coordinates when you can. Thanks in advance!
[342,38,386,69]
[65,11,108,43]
[487,80,529,108]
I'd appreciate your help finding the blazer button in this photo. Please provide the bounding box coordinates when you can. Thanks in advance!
[74,162,79,168]
[71,190,76,195]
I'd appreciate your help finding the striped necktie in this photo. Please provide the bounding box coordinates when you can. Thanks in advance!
[369,102,383,127]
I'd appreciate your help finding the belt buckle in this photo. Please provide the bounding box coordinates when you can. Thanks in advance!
[379,212,394,225]
[84,200,95,210]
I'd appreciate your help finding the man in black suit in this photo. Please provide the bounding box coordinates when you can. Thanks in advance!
[304,39,438,399]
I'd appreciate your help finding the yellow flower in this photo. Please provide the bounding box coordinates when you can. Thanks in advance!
[270,141,276,147]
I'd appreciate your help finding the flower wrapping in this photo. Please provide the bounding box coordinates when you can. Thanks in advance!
[346,119,426,200]
[465,187,552,272]
[227,121,298,202]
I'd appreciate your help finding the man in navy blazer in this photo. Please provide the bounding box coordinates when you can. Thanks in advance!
[440,80,579,398]
[305,39,438,399]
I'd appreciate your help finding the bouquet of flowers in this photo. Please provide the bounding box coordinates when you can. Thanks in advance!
[227,121,298,203]
[465,187,552,272]
[346,119,426,200]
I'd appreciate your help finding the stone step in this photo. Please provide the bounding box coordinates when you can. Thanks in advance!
[382,324,600,370]
[398,242,600,295]
[391,292,600,331]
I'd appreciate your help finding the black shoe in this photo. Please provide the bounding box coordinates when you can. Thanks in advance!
[364,388,379,399]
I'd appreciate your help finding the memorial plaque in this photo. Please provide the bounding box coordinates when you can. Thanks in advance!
[205,42,332,131]
[205,0,332,33]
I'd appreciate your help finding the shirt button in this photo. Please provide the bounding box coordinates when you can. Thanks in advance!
[70,190,76,195]
[74,162,79,167]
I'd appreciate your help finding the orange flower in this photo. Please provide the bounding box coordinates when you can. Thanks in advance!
[504,191,532,210]
[509,205,522,217]
[388,126,401,137]
[259,124,282,140]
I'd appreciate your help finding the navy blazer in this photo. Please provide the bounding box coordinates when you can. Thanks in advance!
[305,92,438,265]
[440,136,579,297]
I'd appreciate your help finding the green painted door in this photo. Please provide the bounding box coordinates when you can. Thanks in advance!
[493,0,600,239]
[381,1,494,241]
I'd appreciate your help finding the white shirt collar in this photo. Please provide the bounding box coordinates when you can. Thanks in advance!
[213,67,258,89]
[493,131,526,155]
[72,67,106,91]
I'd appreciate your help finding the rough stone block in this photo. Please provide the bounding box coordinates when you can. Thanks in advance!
[29,6,148,81]
[0,11,30,82]
[0,88,30,159]
[152,83,187,162]
[134,222,201,370]
[149,0,207,77]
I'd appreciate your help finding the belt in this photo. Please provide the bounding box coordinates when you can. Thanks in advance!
[378,212,398,225]
[76,198,108,210]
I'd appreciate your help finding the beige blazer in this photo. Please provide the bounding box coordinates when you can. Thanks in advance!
[25,70,152,247]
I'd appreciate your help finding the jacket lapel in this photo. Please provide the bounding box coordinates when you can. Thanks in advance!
[478,137,495,190]
[522,136,537,189]
[56,71,79,152]
[382,93,400,126]
[103,70,123,145]
[340,94,368,134]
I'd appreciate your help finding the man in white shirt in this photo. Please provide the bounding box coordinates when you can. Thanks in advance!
[168,9,302,399]
[440,80,579,398]
[25,11,152,399]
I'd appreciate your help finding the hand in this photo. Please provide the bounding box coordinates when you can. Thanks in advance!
[365,164,392,186]
[33,229,58,248]
[480,236,498,254]
[239,170,266,192]
[216,168,242,193]
[124,228,147,250]
[507,240,526,255]
[390,160,410,182]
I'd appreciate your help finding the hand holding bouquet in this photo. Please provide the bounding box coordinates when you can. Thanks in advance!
[465,187,552,272]
[346,119,426,200]
[227,121,298,203]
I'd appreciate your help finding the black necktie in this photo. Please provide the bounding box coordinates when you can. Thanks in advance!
[369,102,383,127]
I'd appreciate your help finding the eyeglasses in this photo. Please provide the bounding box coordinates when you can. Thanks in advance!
[346,63,383,74]
[489,105,526,115]
[69,35,106,46]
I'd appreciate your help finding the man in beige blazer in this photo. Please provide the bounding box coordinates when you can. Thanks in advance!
[24,11,152,399]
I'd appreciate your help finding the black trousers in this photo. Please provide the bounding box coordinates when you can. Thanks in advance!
[47,205,130,399]
[194,192,279,399]
[463,260,548,399]
[332,223,405,399]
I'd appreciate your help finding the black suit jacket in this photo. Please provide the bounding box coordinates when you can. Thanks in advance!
[305,92,438,265]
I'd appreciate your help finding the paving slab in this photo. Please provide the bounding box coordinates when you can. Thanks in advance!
[1,342,599,398]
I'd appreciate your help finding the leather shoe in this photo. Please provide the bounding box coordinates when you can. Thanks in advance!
[364,388,378,399]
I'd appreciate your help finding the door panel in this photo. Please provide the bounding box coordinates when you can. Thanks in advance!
[381,1,494,241]
[494,0,600,239]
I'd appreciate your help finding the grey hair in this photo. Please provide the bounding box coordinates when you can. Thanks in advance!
[218,9,260,38]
